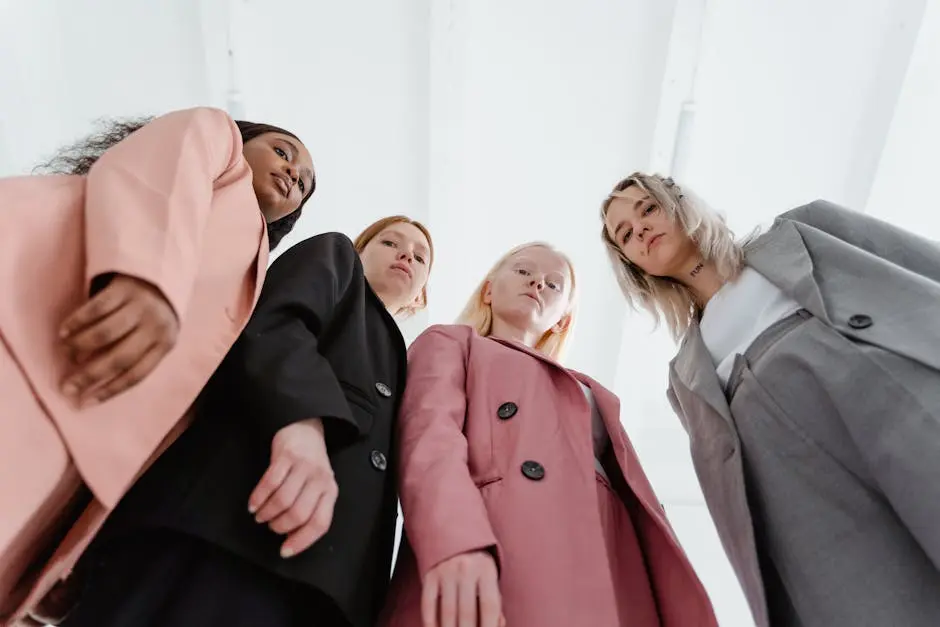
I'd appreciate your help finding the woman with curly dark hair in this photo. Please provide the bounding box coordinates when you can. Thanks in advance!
[0,106,315,626]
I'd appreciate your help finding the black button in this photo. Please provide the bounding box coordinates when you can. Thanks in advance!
[370,450,387,471]
[847,314,873,330]
[520,460,545,481]
[375,382,392,398]
[497,402,518,420]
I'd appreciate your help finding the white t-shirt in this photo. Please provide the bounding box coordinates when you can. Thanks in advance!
[579,382,611,479]
[700,266,802,387]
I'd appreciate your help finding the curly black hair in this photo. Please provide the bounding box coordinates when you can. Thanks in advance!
[35,115,311,250]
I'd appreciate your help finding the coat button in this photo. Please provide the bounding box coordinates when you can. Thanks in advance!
[375,382,392,398]
[520,460,545,481]
[847,314,873,330]
[496,402,518,420]
[370,450,387,471]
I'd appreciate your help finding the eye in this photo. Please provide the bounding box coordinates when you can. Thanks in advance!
[644,203,657,215]
[274,146,287,159]
[297,179,305,194]
[415,254,426,264]
[515,268,530,276]
[621,228,633,245]
[382,239,397,247]
[546,280,561,291]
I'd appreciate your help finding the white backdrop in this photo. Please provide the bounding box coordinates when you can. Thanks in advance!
[2,1,937,623]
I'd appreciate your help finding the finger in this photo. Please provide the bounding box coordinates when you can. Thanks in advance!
[439,576,458,627]
[254,467,305,524]
[62,331,152,400]
[457,575,478,627]
[268,478,321,535]
[421,575,440,627]
[478,572,502,627]
[63,302,139,355]
[80,343,166,405]
[248,455,292,514]
[59,284,129,339]
[281,480,338,556]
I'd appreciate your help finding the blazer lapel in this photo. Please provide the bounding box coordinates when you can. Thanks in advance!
[671,322,735,426]
[745,220,831,324]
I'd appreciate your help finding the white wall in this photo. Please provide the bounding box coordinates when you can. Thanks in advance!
[0,0,214,175]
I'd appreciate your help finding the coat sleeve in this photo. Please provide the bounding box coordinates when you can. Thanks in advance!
[84,106,249,320]
[780,200,940,283]
[225,232,363,444]
[397,325,503,579]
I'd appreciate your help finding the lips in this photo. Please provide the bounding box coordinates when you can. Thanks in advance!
[647,233,664,253]
[272,174,291,198]
[391,263,412,278]
[522,293,541,308]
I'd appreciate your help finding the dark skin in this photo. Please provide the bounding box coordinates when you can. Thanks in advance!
[58,132,315,407]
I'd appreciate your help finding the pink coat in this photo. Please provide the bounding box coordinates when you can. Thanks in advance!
[380,324,717,627]
[0,107,268,620]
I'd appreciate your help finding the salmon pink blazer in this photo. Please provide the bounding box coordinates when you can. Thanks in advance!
[380,324,717,626]
[0,107,268,615]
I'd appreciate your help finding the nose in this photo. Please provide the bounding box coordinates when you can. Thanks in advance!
[637,224,650,241]
[281,162,298,182]
[398,249,413,263]
[529,277,544,290]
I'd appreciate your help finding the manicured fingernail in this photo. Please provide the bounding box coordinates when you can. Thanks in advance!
[281,547,294,558]
[248,504,257,514]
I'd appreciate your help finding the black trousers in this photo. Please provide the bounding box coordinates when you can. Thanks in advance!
[61,529,348,627]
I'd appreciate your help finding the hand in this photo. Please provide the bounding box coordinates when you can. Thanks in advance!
[422,550,505,627]
[59,274,179,406]
[249,418,338,558]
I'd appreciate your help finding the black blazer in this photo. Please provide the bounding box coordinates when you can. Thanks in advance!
[100,232,407,627]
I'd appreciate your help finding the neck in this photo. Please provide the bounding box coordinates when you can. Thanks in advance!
[489,317,541,348]
[372,287,404,317]
[675,257,726,309]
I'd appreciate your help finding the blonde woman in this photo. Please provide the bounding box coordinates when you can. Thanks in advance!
[600,173,940,627]
[57,216,433,627]
[379,243,716,627]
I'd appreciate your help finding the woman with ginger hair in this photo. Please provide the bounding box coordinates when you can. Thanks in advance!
[59,216,434,627]
[380,242,716,627]
[600,172,940,627]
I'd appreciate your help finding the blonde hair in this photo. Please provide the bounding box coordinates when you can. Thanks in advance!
[599,172,746,340]
[456,242,578,361]
[354,215,434,317]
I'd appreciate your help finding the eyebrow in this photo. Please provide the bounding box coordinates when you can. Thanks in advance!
[280,138,316,187]
[612,194,651,240]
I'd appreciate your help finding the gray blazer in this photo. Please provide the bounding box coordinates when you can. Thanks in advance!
[666,200,940,626]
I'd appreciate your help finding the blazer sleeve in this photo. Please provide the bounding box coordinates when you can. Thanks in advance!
[225,232,363,444]
[84,106,248,320]
[780,200,940,283]
[397,325,503,579]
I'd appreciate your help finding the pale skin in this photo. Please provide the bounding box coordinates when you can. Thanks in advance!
[603,185,725,307]
[420,245,573,627]
[59,131,315,407]
[248,222,432,559]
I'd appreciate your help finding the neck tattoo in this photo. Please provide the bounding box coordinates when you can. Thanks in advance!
[690,262,704,277]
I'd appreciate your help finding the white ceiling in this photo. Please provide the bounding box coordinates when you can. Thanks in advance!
[2,1,937,623]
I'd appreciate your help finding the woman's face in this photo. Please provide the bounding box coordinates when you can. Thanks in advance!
[604,185,697,277]
[359,222,432,313]
[242,132,315,223]
[485,246,572,336]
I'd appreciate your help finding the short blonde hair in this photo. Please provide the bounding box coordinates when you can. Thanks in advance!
[600,172,746,339]
[354,215,434,317]
[456,242,578,361]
